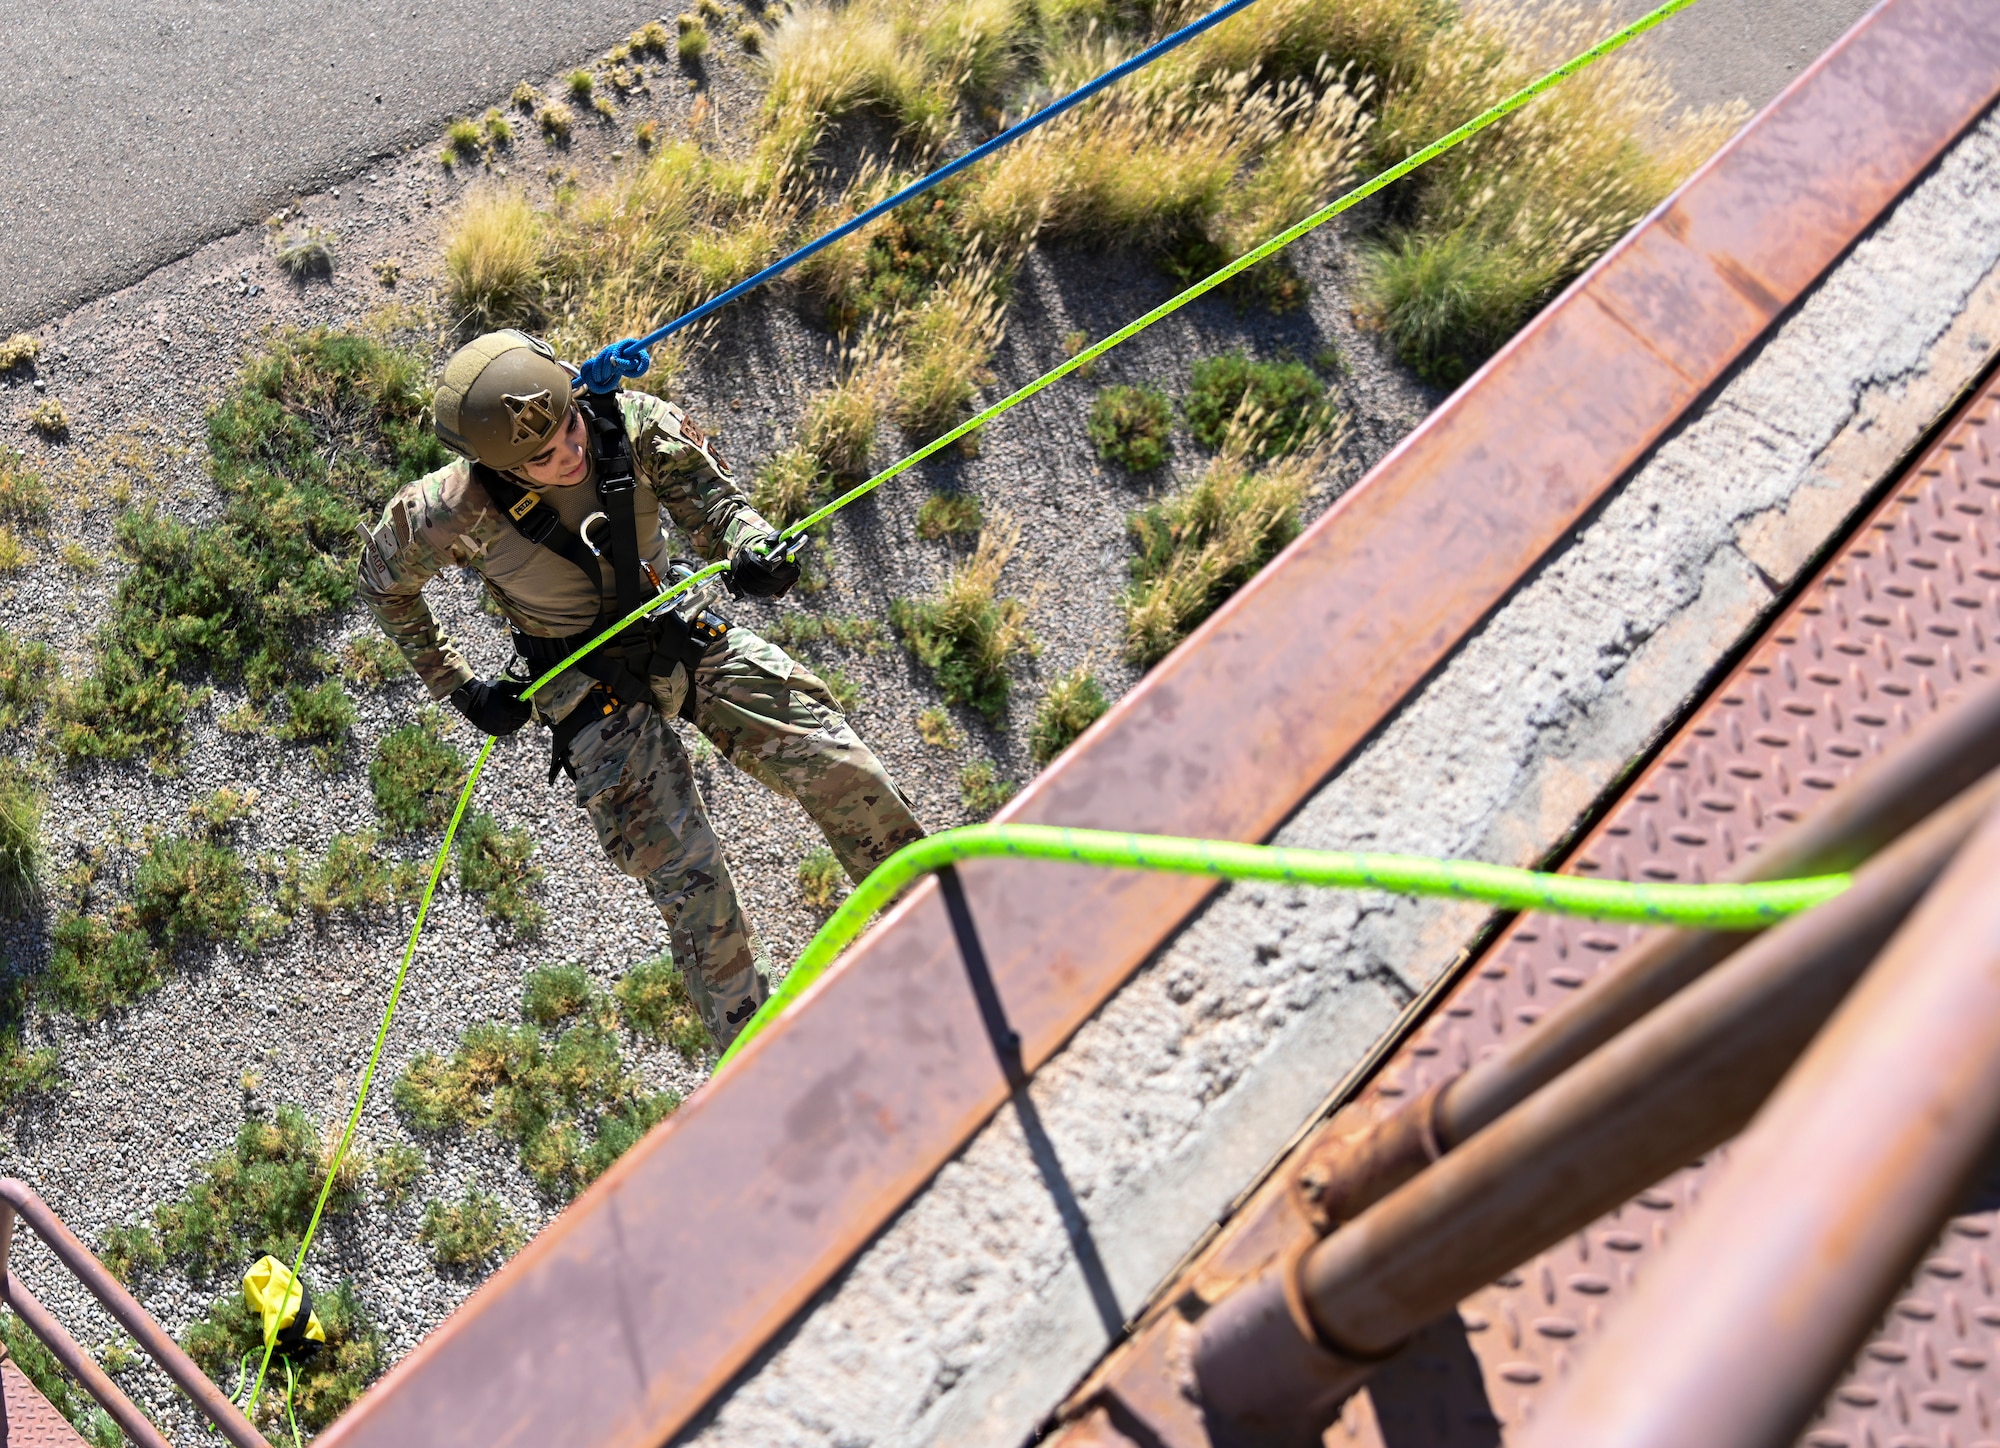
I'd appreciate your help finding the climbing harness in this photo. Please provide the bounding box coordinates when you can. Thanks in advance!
[715,823,1854,1066]
[474,389,662,774]
[249,0,1708,1414]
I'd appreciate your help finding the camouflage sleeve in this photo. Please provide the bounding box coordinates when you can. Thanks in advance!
[354,463,480,700]
[622,392,776,560]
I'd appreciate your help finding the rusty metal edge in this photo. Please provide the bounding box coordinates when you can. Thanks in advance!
[316,4,2000,1445]
[4,1272,171,1448]
[0,1182,268,1448]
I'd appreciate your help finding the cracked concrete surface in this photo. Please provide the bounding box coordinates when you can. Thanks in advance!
[680,107,2000,1448]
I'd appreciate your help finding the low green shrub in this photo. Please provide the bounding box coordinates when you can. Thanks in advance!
[0,1029,57,1110]
[820,666,862,713]
[395,972,681,1197]
[1030,667,1108,763]
[958,761,1016,816]
[45,915,162,1018]
[807,189,966,333]
[274,831,421,922]
[101,1222,165,1284]
[763,613,883,654]
[797,847,844,910]
[522,962,609,1028]
[54,327,445,764]
[457,812,546,935]
[375,1142,428,1208]
[420,1188,524,1268]
[131,832,254,949]
[338,633,410,689]
[371,710,466,833]
[1087,386,1172,472]
[1183,352,1331,457]
[614,956,709,1061]
[0,627,55,732]
[155,1104,366,1279]
[915,491,982,541]
[274,679,356,770]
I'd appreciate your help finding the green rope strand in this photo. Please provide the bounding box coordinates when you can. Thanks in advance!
[255,0,1703,1411]
[714,824,1850,1067]
[243,567,729,1416]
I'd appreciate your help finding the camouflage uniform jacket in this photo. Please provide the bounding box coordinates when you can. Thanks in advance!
[356,391,774,722]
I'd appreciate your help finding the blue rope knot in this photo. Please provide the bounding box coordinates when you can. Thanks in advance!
[577,335,655,393]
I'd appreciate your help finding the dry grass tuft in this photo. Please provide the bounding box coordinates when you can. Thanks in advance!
[1357,2,1742,382]
[803,341,896,477]
[892,259,1007,437]
[892,516,1035,720]
[752,445,822,528]
[1122,441,1329,666]
[274,228,336,280]
[27,400,70,440]
[538,101,574,143]
[445,189,544,330]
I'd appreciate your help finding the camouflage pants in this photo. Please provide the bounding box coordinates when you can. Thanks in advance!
[569,627,923,1049]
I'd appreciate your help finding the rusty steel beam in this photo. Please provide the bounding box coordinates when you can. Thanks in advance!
[1186,771,2000,1446]
[0,1182,268,1448]
[1296,671,2000,1229]
[1523,797,2000,1448]
[314,4,2000,1445]
[4,1272,170,1448]
[1055,364,2000,1446]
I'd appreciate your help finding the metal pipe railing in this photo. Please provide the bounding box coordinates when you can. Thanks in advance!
[1520,795,2000,1448]
[5,1266,170,1448]
[0,1180,269,1448]
[1294,674,2000,1229]
[1185,770,2000,1446]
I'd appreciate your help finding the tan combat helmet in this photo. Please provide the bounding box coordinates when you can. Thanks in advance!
[433,330,574,469]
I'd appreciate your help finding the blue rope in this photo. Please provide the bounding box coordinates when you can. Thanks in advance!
[575,0,1267,392]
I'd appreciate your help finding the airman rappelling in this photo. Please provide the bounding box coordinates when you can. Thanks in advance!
[357,329,924,1048]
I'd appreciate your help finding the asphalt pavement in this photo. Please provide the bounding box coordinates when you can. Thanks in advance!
[0,0,659,333]
[0,0,1882,334]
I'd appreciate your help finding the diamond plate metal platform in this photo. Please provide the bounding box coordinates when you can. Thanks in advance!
[1,1353,92,1447]
[1322,370,2000,1445]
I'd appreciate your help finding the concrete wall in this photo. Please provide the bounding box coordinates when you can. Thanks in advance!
[679,109,2000,1448]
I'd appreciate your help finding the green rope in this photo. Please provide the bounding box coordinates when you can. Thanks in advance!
[714,825,1851,1067]
[253,0,1703,1411]
[243,569,727,1416]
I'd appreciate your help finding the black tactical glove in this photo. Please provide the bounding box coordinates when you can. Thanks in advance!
[449,678,533,737]
[726,535,803,599]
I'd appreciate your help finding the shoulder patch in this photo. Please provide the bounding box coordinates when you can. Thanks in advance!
[651,401,733,480]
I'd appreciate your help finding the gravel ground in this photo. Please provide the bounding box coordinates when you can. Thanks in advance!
[0,30,1436,1444]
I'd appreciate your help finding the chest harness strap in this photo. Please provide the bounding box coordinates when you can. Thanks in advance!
[472,390,726,778]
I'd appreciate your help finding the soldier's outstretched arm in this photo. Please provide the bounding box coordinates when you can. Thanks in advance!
[355,469,479,700]
[622,392,777,560]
